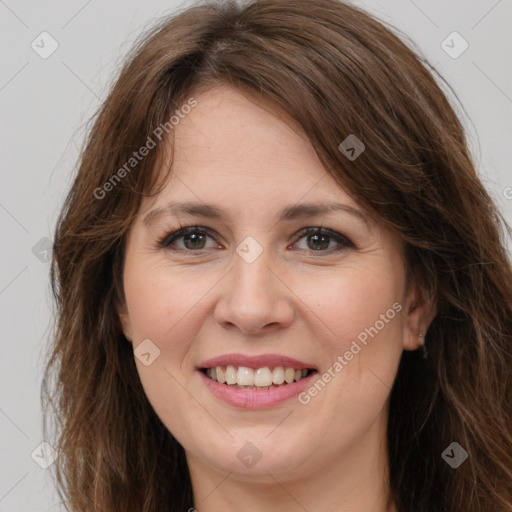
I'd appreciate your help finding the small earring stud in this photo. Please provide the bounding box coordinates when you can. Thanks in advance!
[418,333,428,359]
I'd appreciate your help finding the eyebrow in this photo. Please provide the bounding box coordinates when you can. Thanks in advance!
[143,201,371,227]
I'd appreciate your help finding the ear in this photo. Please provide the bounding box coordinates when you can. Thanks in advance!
[402,283,437,351]
[116,300,134,343]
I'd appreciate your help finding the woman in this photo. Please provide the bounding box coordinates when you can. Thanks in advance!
[42,0,512,510]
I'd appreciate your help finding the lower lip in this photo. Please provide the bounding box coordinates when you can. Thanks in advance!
[198,370,317,409]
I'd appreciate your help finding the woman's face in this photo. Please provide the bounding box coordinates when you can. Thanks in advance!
[119,85,432,483]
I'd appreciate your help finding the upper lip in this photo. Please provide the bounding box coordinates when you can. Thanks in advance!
[197,353,317,370]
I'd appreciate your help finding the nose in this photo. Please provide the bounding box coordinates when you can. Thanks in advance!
[214,248,295,335]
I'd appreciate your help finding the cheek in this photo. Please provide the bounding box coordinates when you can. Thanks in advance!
[123,263,210,438]
[297,261,404,354]
[124,259,203,335]
[293,258,405,422]
[290,265,404,444]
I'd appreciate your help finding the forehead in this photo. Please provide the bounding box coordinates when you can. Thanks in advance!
[144,86,360,210]
[172,85,319,174]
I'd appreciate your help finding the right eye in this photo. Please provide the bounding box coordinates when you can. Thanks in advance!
[158,225,221,252]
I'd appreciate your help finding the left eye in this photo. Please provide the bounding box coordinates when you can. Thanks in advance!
[292,227,354,252]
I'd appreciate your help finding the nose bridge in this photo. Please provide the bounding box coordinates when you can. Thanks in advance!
[214,238,293,333]
[231,241,277,304]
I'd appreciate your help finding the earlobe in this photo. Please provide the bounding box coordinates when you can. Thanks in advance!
[402,285,437,352]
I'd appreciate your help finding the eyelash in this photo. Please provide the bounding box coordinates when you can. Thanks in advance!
[156,224,354,254]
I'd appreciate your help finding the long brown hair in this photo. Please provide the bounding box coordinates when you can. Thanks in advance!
[42,0,512,510]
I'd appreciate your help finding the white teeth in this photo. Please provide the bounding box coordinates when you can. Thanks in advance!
[237,367,254,386]
[225,365,237,385]
[272,367,285,385]
[254,367,273,387]
[284,367,295,384]
[205,365,311,388]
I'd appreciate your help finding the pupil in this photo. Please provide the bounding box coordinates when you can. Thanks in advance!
[185,233,205,249]
[309,234,329,250]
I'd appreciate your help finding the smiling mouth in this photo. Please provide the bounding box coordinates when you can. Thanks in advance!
[200,365,316,390]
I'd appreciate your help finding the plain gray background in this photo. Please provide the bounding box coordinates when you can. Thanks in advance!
[1,0,511,510]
